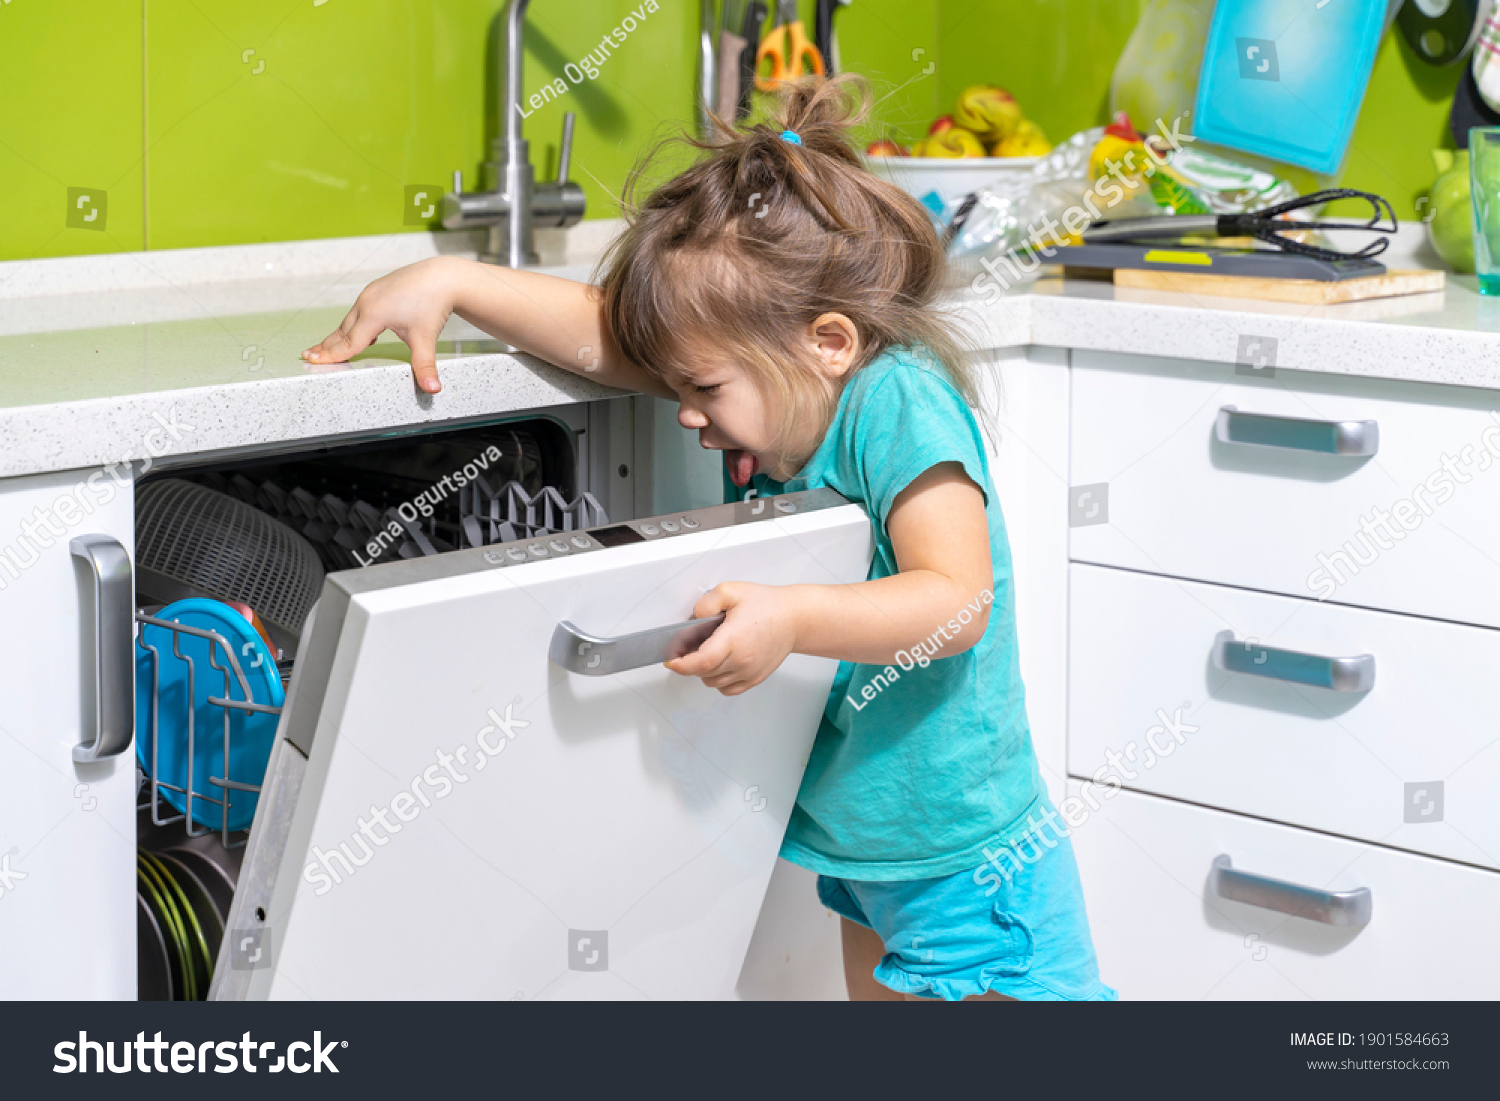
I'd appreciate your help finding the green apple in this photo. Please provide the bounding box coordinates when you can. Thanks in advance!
[1428,149,1474,274]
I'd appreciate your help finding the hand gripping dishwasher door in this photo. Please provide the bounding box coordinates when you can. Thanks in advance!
[210,489,871,1000]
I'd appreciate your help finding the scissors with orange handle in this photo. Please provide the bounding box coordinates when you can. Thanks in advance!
[755,0,825,91]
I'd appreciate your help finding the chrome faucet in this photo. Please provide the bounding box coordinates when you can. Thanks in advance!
[443,0,586,266]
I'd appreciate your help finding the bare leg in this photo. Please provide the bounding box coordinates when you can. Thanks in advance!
[840,918,903,1001]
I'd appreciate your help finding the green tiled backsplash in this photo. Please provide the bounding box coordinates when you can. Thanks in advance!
[0,1,1459,263]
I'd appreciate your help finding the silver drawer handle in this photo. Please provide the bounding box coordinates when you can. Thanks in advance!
[70,535,135,762]
[1212,629,1375,692]
[550,613,726,676]
[1211,855,1372,927]
[1215,405,1379,456]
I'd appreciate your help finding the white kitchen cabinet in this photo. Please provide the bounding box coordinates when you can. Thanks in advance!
[0,465,137,999]
[1069,784,1500,1000]
[982,346,1071,806]
[1069,350,1500,630]
[1068,562,1500,870]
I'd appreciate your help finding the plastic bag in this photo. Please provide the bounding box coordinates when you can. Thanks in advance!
[944,118,1300,267]
[1109,0,1213,138]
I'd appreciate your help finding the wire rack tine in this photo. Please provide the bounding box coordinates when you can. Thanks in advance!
[134,611,282,850]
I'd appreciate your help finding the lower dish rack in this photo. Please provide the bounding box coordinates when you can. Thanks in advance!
[135,610,282,851]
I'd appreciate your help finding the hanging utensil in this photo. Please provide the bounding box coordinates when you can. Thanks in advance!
[716,0,748,125]
[755,0,825,91]
[738,0,768,119]
[815,0,850,76]
[699,0,718,137]
[1399,0,1492,65]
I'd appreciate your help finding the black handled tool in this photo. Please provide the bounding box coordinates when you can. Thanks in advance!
[1083,188,1397,262]
[738,0,768,120]
[815,0,849,76]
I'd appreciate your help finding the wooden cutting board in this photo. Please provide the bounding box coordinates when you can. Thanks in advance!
[1113,266,1446,304]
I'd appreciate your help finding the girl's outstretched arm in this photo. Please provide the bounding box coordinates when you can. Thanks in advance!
[666,463,993,696]
[303,256,674,399]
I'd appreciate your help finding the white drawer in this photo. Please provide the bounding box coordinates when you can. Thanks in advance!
[1069,351,1500,630]
[1068,784,1500,1000]
[1068,563,1500,870]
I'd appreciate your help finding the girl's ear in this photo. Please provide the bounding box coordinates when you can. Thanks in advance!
[808,313,861,379]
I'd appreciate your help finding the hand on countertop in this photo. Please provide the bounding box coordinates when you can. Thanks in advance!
[303,257,460,393]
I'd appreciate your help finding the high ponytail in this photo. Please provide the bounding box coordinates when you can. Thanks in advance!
[598,74,981,446]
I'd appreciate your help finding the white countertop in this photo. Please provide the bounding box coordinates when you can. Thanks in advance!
[3,225,1499,480]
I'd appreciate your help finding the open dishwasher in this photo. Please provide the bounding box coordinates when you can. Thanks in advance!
[130,405,873,1001]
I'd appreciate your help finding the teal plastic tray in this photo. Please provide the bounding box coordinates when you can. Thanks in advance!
[1192,1,1388,176]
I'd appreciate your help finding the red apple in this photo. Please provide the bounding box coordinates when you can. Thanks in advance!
[865,139,909,157]
[928,115,956,136]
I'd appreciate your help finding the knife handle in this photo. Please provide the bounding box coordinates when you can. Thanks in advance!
[717,32,746,124]
[739,0,767,120]
[815,0,833,74]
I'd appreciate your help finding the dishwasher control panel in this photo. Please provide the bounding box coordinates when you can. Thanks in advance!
[479,487,846,568]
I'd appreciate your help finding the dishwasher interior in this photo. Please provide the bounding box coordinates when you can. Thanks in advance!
[131,404,632,1000]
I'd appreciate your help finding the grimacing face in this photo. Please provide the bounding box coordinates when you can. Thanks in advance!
[663,316,862,485]
[665,354,802,484]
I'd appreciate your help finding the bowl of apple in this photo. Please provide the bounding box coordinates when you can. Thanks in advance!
[865,84,1050,209]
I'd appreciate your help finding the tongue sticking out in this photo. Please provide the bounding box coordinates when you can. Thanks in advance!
[726,448,758,487]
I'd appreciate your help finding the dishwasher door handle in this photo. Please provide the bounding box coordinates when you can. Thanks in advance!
[70,534,135,762]
[1215,405,1379,456]
[550,613,727,676]
[1212,630,1375,692]
[1210,855,1372,927]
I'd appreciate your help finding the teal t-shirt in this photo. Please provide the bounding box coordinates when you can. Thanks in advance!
[727,346,1044,881]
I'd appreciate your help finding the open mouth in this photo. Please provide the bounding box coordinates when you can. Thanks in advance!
[725,448,759,487]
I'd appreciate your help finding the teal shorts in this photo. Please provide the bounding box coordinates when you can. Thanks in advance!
[817,816,1117,1002]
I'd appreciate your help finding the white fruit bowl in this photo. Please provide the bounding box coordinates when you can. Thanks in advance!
[865,155,1041,208]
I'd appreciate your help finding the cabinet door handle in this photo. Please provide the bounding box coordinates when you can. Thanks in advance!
[1212,629,1375,692]
[70,534,134,762]
[1210,855,1372,927]
[1215,405,1379,455]
[550,613,727,676]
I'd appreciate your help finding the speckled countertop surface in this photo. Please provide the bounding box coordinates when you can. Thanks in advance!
[2,224,1498,480]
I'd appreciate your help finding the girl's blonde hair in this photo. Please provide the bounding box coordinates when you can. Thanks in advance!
[597,75,978,450]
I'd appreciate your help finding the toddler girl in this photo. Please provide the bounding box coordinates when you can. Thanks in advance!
[305,76,1113,1002]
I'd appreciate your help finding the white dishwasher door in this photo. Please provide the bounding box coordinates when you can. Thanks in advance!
[212,489,871,1000]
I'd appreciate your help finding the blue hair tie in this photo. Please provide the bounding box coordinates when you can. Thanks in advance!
[780,129,802,145]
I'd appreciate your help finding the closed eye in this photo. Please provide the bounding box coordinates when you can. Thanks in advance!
[694,383,721,395]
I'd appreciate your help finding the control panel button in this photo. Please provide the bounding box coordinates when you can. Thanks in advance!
[505,548,528,563]
[570,535,592,549]
[639,523,660,536]
[774,499,797,513]
[660,520,679,533]
[680,516,700,529]
[483,550,505,565]
[549,539,570,553]
[527,542,548,557]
